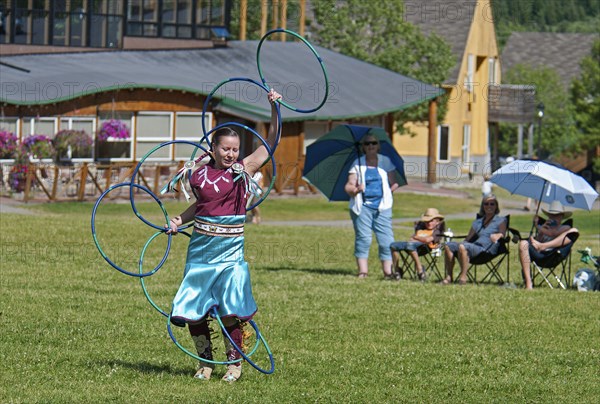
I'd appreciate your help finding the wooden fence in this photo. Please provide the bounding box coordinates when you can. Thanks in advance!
[0,159,317,202]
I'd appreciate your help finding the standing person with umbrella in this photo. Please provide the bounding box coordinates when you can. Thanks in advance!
[344,134,400,279]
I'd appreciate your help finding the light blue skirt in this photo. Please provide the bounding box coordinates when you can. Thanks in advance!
[170,215,257,326]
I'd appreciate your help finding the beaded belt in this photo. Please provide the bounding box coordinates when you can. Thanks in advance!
[194,218,244,237]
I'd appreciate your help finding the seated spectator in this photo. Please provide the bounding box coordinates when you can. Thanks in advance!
[390,208,445,281]
[442,194,507,285]
[519,200,579,290]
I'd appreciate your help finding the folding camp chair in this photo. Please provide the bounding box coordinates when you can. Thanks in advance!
[529,218,579,289]
[391,221,445,281]
[391,243,444,281]
[463,215,514,285]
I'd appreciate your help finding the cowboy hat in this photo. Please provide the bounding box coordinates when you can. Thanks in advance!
[541,201,572,218]
[421,208,444,222]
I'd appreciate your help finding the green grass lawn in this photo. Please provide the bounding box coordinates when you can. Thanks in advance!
[1,193,599,403]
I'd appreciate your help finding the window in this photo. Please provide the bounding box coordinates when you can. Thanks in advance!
[90,0,123,48]
[96,112,132,161]
[57,117,96,160]
[51,0,88,46]
[2,0,229,45]
[465,54,475,93]
[438,125,450,162]
[196,0,227,39]
[488,58,497,86]
[174,112,212,160]
[12,0,47,45]
[303,122,329,154]
[136,112,173,160]
[21,117,57,139]
[461,125,471,165]
[60,117,95,133]
[127,0,158,36]
[161,0,192,38]
[0,117,19,136]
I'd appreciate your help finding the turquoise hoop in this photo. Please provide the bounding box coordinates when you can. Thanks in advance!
[139,231,192,317]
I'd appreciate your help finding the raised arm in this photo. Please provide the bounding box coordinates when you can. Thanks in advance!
[243,89,282,176]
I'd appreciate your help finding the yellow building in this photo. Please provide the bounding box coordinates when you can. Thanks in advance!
[400,0,500,181]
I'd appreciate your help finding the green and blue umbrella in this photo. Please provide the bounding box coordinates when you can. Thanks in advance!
[302,125,407,201]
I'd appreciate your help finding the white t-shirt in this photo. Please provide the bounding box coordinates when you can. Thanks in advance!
[348,154,395,215]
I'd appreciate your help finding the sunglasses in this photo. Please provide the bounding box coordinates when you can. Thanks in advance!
[363,141,379,146]
[483,202,497,206]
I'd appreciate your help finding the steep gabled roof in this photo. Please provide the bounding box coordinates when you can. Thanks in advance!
[501,32,598,89]
[403,1,474,84]
[0,40,443,122]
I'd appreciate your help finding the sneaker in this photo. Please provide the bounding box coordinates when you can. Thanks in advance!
[222,364,242,382]
[417,271,428,282]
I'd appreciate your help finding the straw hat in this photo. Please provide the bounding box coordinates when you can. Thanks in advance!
[421,208,444,222]
[541,201,572,218]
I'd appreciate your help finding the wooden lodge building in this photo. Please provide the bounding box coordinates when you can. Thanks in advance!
[0,1,443,197]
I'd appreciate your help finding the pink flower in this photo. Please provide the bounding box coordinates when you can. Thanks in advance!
[98,120,130,141]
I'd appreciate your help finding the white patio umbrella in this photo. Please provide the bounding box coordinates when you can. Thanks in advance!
[490,159,598,211]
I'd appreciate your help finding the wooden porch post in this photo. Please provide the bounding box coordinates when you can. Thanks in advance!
[427,98,438,184]
[280,0,287,41]
[385,113,395,140]
[239,0,247,41]
[272,0,279,30]
[299,0,306,37]
[260,1,268,37]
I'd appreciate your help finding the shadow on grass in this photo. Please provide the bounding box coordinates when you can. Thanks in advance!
[258,265,353,276]
[103,359,191,377]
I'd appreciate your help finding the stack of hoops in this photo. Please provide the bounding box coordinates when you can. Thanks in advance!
[91,29,329,375]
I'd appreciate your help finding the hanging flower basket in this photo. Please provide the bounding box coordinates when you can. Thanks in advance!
[22,135,55,160]
[8,146,29,193]
[0,130,18,159]
[53,129,93,161]
[97,119,131,142]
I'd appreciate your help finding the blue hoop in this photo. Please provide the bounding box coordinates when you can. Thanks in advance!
[91,182,172,277]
